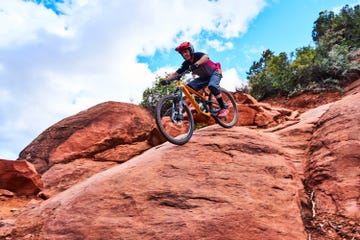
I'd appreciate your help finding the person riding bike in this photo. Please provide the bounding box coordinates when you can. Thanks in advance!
[163,41,229,117]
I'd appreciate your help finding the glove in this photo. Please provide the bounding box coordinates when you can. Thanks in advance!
[189,63,199,71]
[161,80,170,85]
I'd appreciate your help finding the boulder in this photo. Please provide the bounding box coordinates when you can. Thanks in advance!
[19,102,159,173]
[191,92,294,128]
[18,101,162,195]
[13,126,307,240]
[0,159,42,196]
[233,92,294,127]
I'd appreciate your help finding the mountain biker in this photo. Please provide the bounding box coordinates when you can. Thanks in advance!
[162,41,229,117]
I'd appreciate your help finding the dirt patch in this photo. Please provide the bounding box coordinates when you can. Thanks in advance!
[0,196,33,219]
[261,91,342,113]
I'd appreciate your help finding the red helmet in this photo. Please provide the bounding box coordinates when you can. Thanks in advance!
[175,41,194,55]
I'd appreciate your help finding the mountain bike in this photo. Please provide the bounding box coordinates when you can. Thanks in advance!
[155,70,238,145]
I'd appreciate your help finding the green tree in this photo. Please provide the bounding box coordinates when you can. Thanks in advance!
[291,46,318,76]
[313,5,360,53]
[247,49,274,76]
[311,5,360,90]
[248,50,293,100]
[317,44,360,86]
[289,46,318,94]
[140,74,175,115]
[267,52,292,95]
[312,10,337,55]
[337,5,360,48]
[247,4,360,100]
[247,49,276,100]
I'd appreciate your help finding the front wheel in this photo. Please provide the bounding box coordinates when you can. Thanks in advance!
[209,87,238,128]
[155,95,195,145]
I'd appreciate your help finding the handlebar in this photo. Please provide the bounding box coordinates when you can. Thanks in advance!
[169,70,191,81]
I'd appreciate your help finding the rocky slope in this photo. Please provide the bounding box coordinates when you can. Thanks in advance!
[0,80,359,240]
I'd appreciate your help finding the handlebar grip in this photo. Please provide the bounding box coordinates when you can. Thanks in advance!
[168,70,191,81]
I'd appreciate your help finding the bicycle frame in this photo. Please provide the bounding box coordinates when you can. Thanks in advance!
[174,80,214,118]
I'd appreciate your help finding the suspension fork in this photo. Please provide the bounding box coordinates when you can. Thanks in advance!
[172,88,183,121]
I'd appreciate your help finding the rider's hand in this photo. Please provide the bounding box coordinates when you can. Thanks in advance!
[161,80,170,85]
[189,63,199,71]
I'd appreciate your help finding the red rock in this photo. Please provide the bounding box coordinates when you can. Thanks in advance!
[0,159,42,196]
[305,91,360,228]
[19,101,158,173]
[236,104,257,125]
[0,189,14,197]
[233,92,258,104]
[41,158,116,196]
[17,102,160,194]
[14,126,307,240]
[195,92,295,128]
[4,79,359,240]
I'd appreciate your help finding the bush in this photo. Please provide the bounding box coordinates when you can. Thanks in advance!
[140,74,175,115]
[246,4,360,100]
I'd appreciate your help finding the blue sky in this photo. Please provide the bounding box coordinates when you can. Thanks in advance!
[0,0,359,159]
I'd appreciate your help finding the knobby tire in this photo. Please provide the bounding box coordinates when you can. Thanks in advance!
[210,87,238,128]
[155,95,194,145]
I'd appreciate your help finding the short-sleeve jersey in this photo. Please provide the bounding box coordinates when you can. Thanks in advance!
[176,52,218,78]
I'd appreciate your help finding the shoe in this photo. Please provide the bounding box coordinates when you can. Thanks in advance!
[217,108,229,117]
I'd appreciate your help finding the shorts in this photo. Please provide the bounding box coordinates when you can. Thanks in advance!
[187,71,222,93]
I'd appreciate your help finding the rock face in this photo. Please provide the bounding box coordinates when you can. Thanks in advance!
[0,80,359,240]
[17,101,161,195]
[13,126,307,240]
[233,92,295,127]
[303,88,360,239]
[19,101,158,173]
[0,159,42,196]
[191,92,295,127]
[15,98,294,197]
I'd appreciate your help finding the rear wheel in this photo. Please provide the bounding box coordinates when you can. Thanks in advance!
[155,95,194,145]
[208,87,238,128]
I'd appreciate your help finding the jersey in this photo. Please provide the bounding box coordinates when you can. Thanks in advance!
[176,52,219,78]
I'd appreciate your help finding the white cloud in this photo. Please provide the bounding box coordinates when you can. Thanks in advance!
[331,2,359,14]
[0,0,72,48]
[0,0,266,159]
[221,68,248,92]
[206,39,234,51]
[243,45,267,61]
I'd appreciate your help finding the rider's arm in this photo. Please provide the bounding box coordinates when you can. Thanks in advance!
[194,54,209,66]
[166,72,180,81]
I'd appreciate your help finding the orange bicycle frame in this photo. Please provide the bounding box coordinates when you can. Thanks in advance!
[175,80,212,118]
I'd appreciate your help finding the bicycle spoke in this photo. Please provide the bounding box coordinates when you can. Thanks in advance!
[208,88,238,128]
[156,95,194,145]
